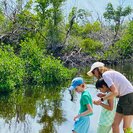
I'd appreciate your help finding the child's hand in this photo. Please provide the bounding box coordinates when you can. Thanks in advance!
[74,115,79,121]
[93,100,99,105]
[93,99,102,105]
[97,93,106,98]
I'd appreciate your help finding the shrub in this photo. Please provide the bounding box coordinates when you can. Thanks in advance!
[0,45,24,91]
[20,39,77,84]
[20,39,44,84]
[41,56,77,84]
[114,22,133,59]
[81,38,103,55]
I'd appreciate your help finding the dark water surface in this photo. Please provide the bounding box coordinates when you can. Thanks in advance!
[0,63,133,133]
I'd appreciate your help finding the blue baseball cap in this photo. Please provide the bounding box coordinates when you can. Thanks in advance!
[68,77,84,91]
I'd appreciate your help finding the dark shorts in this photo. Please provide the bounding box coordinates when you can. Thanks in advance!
[116,93,133,115]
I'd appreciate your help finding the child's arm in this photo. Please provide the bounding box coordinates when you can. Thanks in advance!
[102,84,118,101]
[100,99,114,111]
[94,85,118,105]
[74,104,93,121]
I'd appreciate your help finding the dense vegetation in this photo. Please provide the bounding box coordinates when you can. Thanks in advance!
[0,0,133,90]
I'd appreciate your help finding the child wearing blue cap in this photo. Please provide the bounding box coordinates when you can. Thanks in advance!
[68,77,93,133]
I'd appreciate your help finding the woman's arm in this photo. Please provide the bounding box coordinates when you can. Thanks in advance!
[74,104,93,121]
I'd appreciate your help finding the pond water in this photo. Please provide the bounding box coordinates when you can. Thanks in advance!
[0,63,133,133]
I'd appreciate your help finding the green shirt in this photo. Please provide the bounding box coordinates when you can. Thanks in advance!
[79,90,93,116]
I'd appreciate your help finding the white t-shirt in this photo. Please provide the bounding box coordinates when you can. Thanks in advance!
[102,70,133,96]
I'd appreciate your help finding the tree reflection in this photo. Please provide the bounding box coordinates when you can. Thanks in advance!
[0,84,67,133]
[38,85,66,133]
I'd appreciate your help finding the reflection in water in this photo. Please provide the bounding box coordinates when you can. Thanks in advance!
[0,88,42,133]
[38,88,66,133]
[0,63,132,133]
[0,85,66,133]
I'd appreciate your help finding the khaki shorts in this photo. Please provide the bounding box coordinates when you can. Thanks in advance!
[116,93,133,115]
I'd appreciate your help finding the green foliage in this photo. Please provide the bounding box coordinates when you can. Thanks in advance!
[17,10,37,28]
[68,7,77,22]
[102,22,133,60]
[0,45,24,91]
[24,0,33,10]
[81,38,103,54]
[66,21,102,55]
[0,8,4,26]
[0,8,13,33]
[35,0,66,54]
[66,35,82,50]
[76,9,91,24]
[15,10,38,41]
[70,21,101,37]
[20,39,77,84]
[41,56,77,83]
[114,22,133,59]
[103,46,120,60]
[70,23,83,36]
[35,0,51,27]
[103,2,132,41]
[35,0,64,27]
[45,19,63,44]
[1,0,133,85]
[68,7,91,25]
[20,39,43,84]
[82,21,101,35]
[103,3,114,21]
[103,3,132,22]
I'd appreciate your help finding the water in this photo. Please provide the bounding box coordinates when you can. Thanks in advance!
[0,63,133,133]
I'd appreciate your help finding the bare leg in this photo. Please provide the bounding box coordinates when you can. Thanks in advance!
[73,131,76,133]
[112,112,123,133]
[72,130,76,133]
[123,115,133,133]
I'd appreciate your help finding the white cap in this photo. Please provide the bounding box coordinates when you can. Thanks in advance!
[87,62,104,76]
